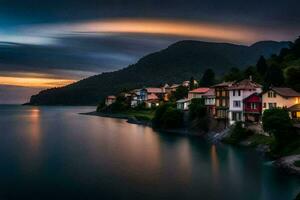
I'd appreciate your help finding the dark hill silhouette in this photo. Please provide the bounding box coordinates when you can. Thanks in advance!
[28,40,289,105]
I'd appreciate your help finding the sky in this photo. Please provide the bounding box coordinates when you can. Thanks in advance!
[0,0,299,104]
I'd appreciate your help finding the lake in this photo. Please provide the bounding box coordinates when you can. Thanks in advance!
[0,105,299,199]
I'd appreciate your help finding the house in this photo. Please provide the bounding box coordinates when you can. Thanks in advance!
[105,95,116,106]
[182,80,198,88]
[176,98,190,110]
[130,89,142,108]
[202,88,216,115]
[131,87,167,108]
[212,82,233,120]
[288,104,300,120]
[165,84,180,94]
[228,78,262,125]
[188,88,210,100]
[243,93,262,123]
[262,87,300,112]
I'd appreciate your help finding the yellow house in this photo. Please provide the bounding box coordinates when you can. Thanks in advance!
[262,87,300,112]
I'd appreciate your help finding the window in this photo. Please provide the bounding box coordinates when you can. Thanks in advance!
[216,99,220,107]
[263,103,266,108]
[233,101,241,107]
[222,100,226,107]
[222,91,226,96]
[268,103,277,109]
[238,90,241,96]
[250,103,257,109]
[233,90,235,96]
[268,91,276,98]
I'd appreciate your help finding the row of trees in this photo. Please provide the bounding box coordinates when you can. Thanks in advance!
[187,36,300,93]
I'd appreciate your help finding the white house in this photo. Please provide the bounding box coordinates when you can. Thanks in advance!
[262,87,300,112]
[176,98,190,110]
[228,78,262,125]
[188,88,210,100]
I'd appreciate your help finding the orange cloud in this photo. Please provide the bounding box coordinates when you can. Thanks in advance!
[0,76,75,88]
[27,18,262,44]
[68,18,257,44]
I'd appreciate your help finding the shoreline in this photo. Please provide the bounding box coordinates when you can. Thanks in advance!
[82,111,300,177]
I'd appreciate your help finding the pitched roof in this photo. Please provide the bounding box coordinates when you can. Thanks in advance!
[147,93,159,100]
[229,79,262,90]
[176,98,190,103]
[271,87,300,97]
[288,104,300,111]
[189,87,210,94]
[107,95,116,99]
[212,81,234,87]
[242,92,261,101]
[145,87,164,93]
[202,88,215,97]
[167,84,180,89]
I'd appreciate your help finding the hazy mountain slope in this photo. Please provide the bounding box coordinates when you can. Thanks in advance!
[29,40,289,105]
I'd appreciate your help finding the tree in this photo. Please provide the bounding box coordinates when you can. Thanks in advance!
[264,64,285,88]
[224,67,242,82]
[170,85,189,101]
[295,192,300,200]
[286,66,300,92]
[102,95,129,113]
[189,77,196,90]
[224,121,253,144]
[290,36,300,57]
[243,66,262,83]
[189,98,209,131]
[200,69,215,87]
[152,103,183,129]
[256,56,268,76]
[262,108,294,152]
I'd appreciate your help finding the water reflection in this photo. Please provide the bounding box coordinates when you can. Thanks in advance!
[20,107,42,174]
[210,145,219,185]
[0,106,298,200]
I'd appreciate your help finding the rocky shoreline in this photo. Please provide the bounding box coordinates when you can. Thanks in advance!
[81,111,300,177]
[274,155,300,176]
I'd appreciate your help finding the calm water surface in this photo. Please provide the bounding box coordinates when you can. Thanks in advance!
[0,105,299,199]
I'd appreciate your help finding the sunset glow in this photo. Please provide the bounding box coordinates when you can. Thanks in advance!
[0,76,75,88]
[33,19,259,44]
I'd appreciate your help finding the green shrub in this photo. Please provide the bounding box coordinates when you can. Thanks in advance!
[133,102,148,111]
[189,98,206,120]
[223,122,253,144]
[152,103,183,129]
[96,100,106,112]
[262,108,295,153]
[295,192,300,200]
[294,160,300,167]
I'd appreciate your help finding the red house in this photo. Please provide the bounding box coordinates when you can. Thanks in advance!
[243,93,262,123]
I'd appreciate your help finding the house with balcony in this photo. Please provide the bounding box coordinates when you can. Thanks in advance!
[228,78,262,125]
[243,93,262,123]
[202,88,216,115]
[212,82,233,120]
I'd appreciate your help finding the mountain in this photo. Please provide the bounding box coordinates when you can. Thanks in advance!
[28,40,289,105]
